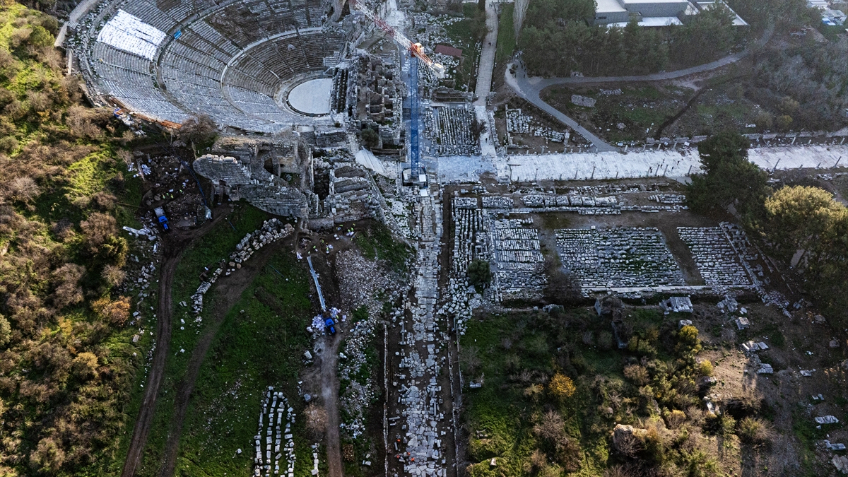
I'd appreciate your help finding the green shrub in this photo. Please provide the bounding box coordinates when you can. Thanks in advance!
[596,330,613,350]
[738,417,770,444]
[468,259,492,291]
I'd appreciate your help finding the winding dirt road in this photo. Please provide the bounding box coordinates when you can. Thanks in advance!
[156,239,293,477]
[121,214,225,477]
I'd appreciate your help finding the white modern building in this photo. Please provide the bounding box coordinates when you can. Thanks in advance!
[594,0,747,27]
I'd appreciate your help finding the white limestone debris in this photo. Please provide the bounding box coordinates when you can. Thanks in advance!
[253,387,295,477]
[557,227,684,289]
[741,341,769,352]
[678,226,751,288]
[662,296,693,313]
[833,455,848,474]
[826,440,847,451]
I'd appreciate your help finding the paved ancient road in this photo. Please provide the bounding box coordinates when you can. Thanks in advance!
[474,0,500,171]
[473,0,498,107]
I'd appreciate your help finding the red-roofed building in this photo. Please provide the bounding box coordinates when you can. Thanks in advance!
[435,44,462,58]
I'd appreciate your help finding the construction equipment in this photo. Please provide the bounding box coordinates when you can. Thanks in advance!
[348,0,445,77]
[154,207,170,231]
[348,0,444,183]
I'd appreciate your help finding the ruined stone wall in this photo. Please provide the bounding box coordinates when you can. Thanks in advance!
[194,154,312,218]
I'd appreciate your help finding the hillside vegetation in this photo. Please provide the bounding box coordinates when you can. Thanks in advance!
[0,3,142,476]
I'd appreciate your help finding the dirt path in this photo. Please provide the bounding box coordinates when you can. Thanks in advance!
[121,213,226,477]
[304,250,345,477]
[157,239,292,477]
[319,332,343,477]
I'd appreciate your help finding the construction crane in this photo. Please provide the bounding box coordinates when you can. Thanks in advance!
[348,0,444,184]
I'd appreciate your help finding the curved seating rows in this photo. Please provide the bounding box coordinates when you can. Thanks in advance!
[81,0,342,131]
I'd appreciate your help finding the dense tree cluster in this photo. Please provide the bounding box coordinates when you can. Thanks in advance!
[725,0,817,32]
[685,132,770,218]
[751,40,848,131]
[687,132,848,325]
[519,0,739,77]
[467,259,493,291]
[0,4,138,475]
[760,186,848,322]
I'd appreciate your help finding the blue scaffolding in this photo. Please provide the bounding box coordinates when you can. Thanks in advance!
[408,54,420,182]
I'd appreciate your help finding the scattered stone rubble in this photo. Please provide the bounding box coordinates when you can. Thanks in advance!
[491,219,546,301]
[557,227,684,289]
[570,95,596,108]
[505,107,569,144]
[387,198,414,239]
[423,105,480,156]
[741,340,769,352]
[253,387,295,477]
[833,455,848,474]
[661,296,693,313]
[335,250,407,439]
[650,194,686,205]
[121,217,162,374]
[816,415,840,424]
[338,316,379,439]
[678,226,751,288]
[756,363,773,374]
[826,440,847,451]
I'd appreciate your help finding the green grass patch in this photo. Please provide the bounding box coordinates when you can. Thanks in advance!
[134,204,272,476]
[756,323,785,348]
[354,221,411,272]
[792,409,832,476]
[171,205,269,300]
[174,251,313,476]
[496,4,515,64]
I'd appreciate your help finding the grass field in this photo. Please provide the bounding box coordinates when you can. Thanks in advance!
[174,250,313,476]
[496,4,515,65]
[541,85,689,142]
[130,204,274,476]
[459,304,738,476]
[354,221,412,272]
